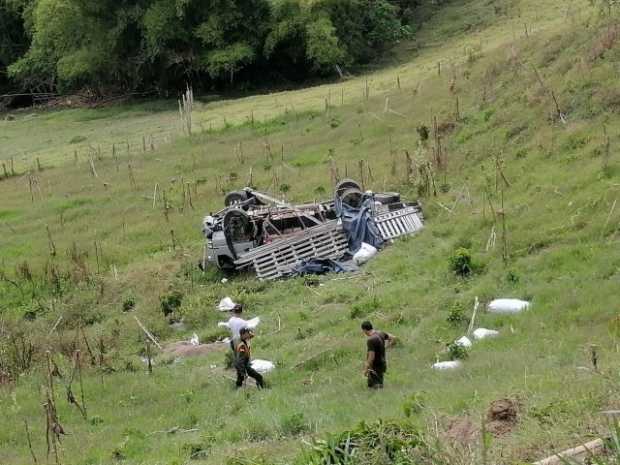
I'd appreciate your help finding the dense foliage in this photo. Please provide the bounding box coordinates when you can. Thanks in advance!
[0,0,436,95]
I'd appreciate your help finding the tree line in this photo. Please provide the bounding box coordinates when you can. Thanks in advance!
[0,0,441,97]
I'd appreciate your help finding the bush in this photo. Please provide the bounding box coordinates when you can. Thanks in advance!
[296,420,423,465]
[447,342,469,361]
[350,295,380,319]
[160,291,183,317]
[449,247,473,276]
[446,302,469,327]
[280,412,308,436]
[122,295,136,312]
[402,393,424,418]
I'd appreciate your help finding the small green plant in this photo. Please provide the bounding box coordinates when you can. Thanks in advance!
[89,415,104,426]
[446,302,469,327]
[280,412,308,436]
[402,393,425,417]
[224,350,235,369]
[160,291,183,316]
[69,135,87,144]
[350,295,380,319]
[182,442,210,460]
[329,116,341,128]
[122,295,136,312]
[447,342,469,360]
[449,247,473,276]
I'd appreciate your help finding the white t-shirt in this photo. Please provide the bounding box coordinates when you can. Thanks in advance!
[227,316,249,339]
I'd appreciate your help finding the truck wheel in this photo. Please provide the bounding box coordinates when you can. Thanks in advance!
[339,188,363,208]
[225,190,248,206]
[335,179,362,197]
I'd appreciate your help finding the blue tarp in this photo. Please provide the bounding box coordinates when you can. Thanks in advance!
[288,193,384,277]
[289,258,359,276]
[335,194,384,253]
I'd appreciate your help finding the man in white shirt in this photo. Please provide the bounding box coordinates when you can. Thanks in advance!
[228,304,249,347]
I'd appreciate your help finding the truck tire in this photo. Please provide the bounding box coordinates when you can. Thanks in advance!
[335,179,362,197]
[224,190,248,206]
[339,188,363,208]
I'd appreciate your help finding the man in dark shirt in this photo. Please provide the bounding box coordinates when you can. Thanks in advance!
[361,321,396,389]
[235,327,265,389]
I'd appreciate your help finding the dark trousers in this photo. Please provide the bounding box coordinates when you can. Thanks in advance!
[367,369,385,389]
[235,357,264,388]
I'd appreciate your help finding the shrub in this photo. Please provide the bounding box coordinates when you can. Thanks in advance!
[280,412,308,436]
[446,302,469,327]
[449,247,473,276]
[350,295,380,319]
[296,420,423,465]
[447,342,469,361]
[122,295,136,312]
[160,291,183,317]
[402,393,425,418]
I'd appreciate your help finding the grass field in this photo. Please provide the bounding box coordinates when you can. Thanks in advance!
[2,0,620,464]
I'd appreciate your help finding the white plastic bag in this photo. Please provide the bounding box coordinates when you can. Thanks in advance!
[245,317,260,330]
[189,333,200,346]
[218,317,260,332]
[432,361,463,370]
[251,359,275,374]
[488,299,530,314]
[218,297,237,312]
[353,243,378,266]
[455,336,472,348]
[472,328,500,340]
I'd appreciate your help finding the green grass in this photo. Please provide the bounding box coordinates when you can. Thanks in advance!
[2,0,620,464]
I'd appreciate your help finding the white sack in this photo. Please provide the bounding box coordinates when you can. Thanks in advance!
[353,243,378,266]
[251,359,275,374]
[190,333,200,346]
[472,328,500,340]
[455,336,473,348]
[245,317,261,330]
[432,361,463,370]
[488,299,530,314]
[218,297,237,312]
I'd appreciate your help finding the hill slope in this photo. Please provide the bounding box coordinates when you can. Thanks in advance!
[2,0,620,464]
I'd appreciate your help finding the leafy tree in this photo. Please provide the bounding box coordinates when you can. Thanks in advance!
[0,0,31,92]
[2,0,433,95]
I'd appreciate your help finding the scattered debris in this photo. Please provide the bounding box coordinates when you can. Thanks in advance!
[455,336,473,348]
[291,258,358,276]
[353,242,378,266]
[201,180,423,280]
[218,317,260,330]
[488,298,530,314]
[486,398,518,437]
[218,297,237,312]
[432,360,463,370]
[533,438,606,465]
[251,359,275,374]
[148,426,200,436]
[472,328,500,340]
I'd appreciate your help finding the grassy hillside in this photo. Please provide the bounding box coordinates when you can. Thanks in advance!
[2,0,620,464]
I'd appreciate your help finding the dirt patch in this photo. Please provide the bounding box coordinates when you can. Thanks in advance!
[161,341,227,359]
[486,398,518,437]
[445,417,479,444]
[443,398,519,444]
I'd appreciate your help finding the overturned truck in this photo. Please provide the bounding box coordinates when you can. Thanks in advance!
[202,179,424,280]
